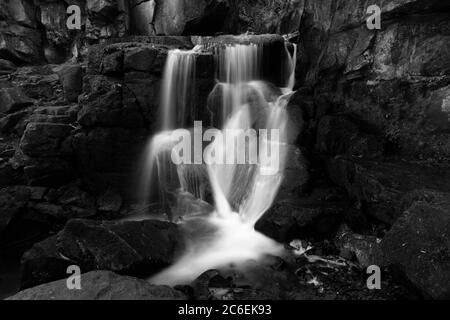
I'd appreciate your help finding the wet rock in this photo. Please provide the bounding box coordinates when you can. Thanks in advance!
[21,219,184,288]
[380,190,450,299]
[0,88,33,114]
[58,65,83,103]
[19,123,73,157]
[97,187,123,213]
[256,199,344,242]
[11,271,187,300]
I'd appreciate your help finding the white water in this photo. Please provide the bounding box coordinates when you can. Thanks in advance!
[143,40,298,285]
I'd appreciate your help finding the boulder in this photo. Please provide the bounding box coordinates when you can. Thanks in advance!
[58,65,83,103]
[21,219,184,288]
[0,88,33,114]
[255,198,344,242]
[153,0,208,35]
[10,271,187,300]
[5,0,37,28]
[327,158,450,225]
[124,47,163,72]
[380,190,450,299]
[0,24,43,64]
[78,85,145,128]
[19,123,73,157]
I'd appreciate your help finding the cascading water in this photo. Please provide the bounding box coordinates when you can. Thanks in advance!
[140,38,298,285]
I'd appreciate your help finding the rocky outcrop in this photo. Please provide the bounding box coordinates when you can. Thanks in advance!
[298,0,450,162]
[380,190,450,299]
[9,270,187,300]
[294,0,450,299]
[20,218,183,288]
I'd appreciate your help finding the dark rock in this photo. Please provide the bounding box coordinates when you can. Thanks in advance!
[334,225,381,267]
[0,187,56,258]
[0,110,30,134]
[124,47,160,72]
[97,187,123,212]
[100,51,124,76]
[327,158,450,225]
[316,115,383,159]
[153,0,208,35]
[233,0,304,34]
[23,157,76,188]
[0,88,33,114]
[256,198,344,242]
[0,59,17,74]
[11,271,187,300]
[11,65,63,102]
[279,145,310,198]
[58,65,83,103]
[5,0,37,28]
[19,123,73,157]
[0,24,43,64]
[0,186,30,235]
[39,1,71,51]
[380,190,450,299]
[73,127,146,197]
[21,219,184,288]
[78,85,145,128]
[123,71,160,124]
[87,0,120,18]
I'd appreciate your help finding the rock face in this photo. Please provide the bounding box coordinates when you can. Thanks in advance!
[298,0,450,162]
[21,219,184,288]
[380,190,450,299]
[9,271,187,300]
[294,0,450,299]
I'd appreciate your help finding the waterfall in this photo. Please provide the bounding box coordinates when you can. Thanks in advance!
[139,48,198,205]
[141,38,298,285]
[160,49,197,130]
